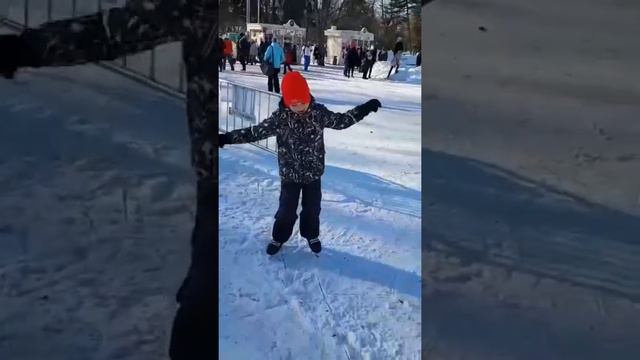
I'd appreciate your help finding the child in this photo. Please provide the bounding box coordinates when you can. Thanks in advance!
[218,72,381,255]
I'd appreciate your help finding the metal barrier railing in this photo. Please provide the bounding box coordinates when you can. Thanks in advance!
[2,0,280,154]
[219,79,280,154]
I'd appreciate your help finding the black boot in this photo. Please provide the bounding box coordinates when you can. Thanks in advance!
[307,238,322,253]
[266,240,284,255]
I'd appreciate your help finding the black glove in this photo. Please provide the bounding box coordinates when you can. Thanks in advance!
[219,133,231,148]
[364,99,382,113]
[353,99,382,119]
[0,33,40,79]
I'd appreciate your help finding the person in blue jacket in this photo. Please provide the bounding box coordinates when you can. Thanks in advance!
[263,37,285,93]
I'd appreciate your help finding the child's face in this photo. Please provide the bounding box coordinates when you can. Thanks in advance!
[290,102,310,114]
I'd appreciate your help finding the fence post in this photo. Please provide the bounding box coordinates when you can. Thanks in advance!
[179,61,185,92]
[150,48,156,81]
[225,82,230,132]
[47,0,52,21]
[232,85,237,130]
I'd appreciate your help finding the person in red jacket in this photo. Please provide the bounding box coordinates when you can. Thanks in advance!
[223,36,235,71]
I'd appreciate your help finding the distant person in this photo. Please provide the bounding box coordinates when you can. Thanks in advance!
[258,37,269,63]
[217,35,226,72]
[302,43,312,71]
[218,71,382,255]
[416,51,421,67]
[292,44,298,64]
[283,46,294,74]
[223,36,235,71]
[263,37,285,93]
[249,40,258,65]
[313,45,319,65]
[362,46,375,80]
[238,32,251,71]
[317,44,325,66]
[367,45,378,79]
[342,46,349,77]
[387,37,404,79]
[346,44,359,78]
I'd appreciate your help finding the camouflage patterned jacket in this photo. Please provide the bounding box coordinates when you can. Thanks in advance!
[18,0,218,182]
[226,97,372,184]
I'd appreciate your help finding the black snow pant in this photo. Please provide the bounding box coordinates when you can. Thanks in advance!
[268,68,281,93]
[169,179,216,360]
[362,61,371,79]
[272,179,322,243]
[348,66,355,78]
[240,54,247,71]
[368,61,375,79]
[387,64,399,78]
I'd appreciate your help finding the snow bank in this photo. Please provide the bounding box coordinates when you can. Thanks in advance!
[369,61,422,84]
[391,66,422,84]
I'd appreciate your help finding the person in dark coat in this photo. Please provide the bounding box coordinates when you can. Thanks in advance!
[283,47,294,74]
[416,51,422,67]
[0,1,218,359]
[367,46,378,79]
[218,72,381,255]
[258,37,269,63]
[292,44,298,64]
[313,45,319,65]
[346,45,360,78]
[238,32,251,71]
[317,44,325,66]
[362,46,374,80]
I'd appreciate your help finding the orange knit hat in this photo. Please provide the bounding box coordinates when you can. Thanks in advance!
[281,71,311,108]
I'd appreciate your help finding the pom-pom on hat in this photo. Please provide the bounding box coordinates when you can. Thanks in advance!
[281,71,311,107]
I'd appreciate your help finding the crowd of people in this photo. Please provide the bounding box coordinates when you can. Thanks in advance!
[217,33,326,75]
[341,37,409,80]
[217,32,419,94]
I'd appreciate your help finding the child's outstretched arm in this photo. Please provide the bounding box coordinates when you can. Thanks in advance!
[321,99,382,130]
[219,114,278,148]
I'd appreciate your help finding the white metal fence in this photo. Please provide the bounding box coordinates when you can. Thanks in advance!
[1,0,280,153]
[219,79,280,153]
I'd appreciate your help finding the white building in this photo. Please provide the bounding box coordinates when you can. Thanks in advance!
[324,26,375,65]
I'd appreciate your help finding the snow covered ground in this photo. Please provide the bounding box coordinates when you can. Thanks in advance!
[423,1,640,358]
[0,22,422,360]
